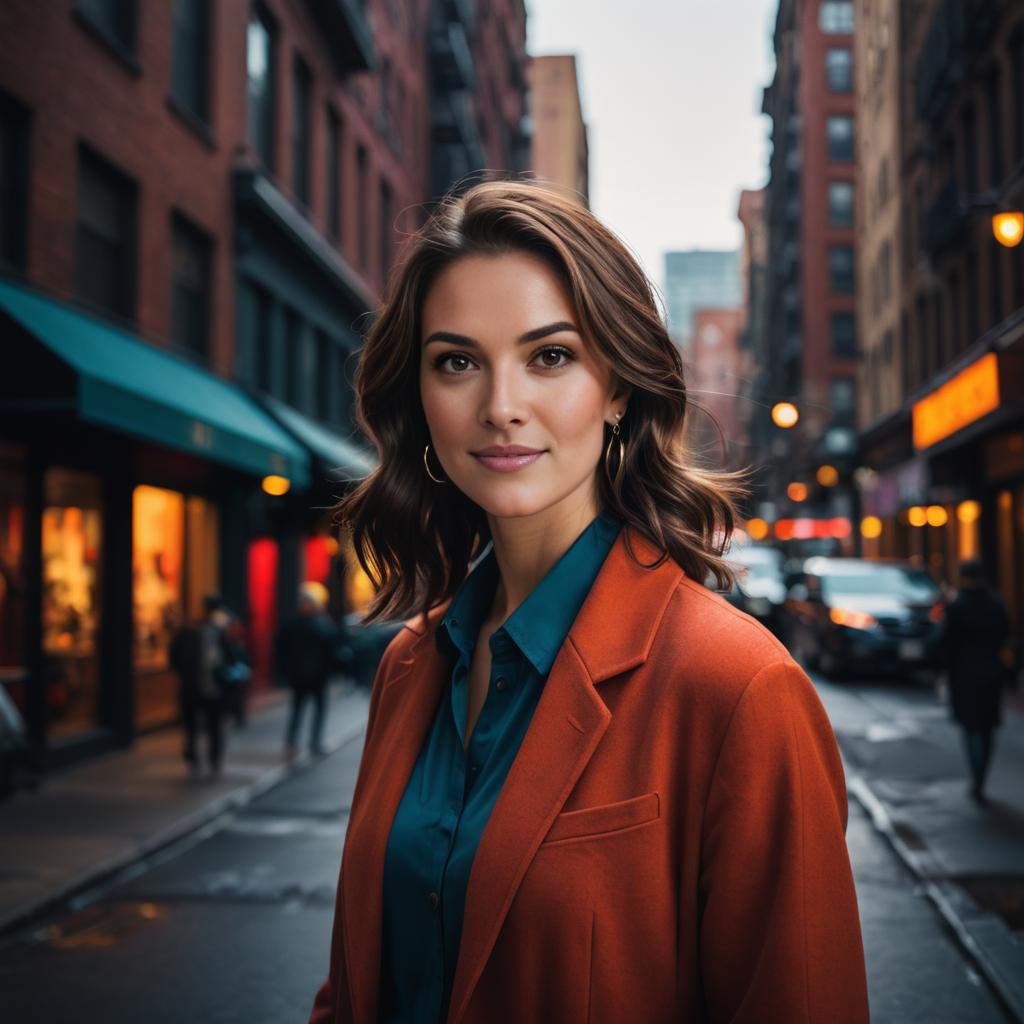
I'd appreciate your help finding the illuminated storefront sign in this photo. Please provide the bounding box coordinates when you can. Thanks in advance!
[912,352,1000,449]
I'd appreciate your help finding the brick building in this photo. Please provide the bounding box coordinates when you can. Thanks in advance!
[756,0,859,540]
[0,0,529,765]
[526,54,589,204]
[855,0,1024,651]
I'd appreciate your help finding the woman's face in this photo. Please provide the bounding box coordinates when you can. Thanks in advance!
[419,251,627,521]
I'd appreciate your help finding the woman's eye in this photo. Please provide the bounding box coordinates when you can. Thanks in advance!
[432,346,574,374]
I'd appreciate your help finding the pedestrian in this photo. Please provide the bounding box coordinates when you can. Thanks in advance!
[169,594,232,777]
[277,582,338,758]
[309,179,868,1023]
[942,558,1012,805]
[221,609,253,727]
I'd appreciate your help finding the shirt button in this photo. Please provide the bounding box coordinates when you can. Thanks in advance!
[470,764,480,775]
[494,677,507,692]
[428,892,440,912]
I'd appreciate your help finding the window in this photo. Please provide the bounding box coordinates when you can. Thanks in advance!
[831,311,856,356]
[0,444,28,682]
[356,143,368,269]
[247,5,276,171]
[43,468,104,740]
[241,280,273,391]
[326,107,342,241]
[170,211,212,360]
[829,246,855,293]
[292,55,312,208]
[1013,28,1024,164]
[829,378,855,422]
[828,181,854,227]
[171,0,209,124]
[826,116,854,161]
[77,0,136,56]
[0,90,30,272]
[962,102,979,193]
[966,249,980,343]
[75,145,137,319]
[880,239,892,305]
[379,177,393,287]
[315,330,332,421]
[819,1,854,34]
[284,308,303,408]
[825,48,853,92]
[987,67,1004,187]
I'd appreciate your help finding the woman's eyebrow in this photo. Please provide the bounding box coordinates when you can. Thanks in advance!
[423,321,580,348]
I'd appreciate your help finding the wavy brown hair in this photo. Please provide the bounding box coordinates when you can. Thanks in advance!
[334,177,751,624]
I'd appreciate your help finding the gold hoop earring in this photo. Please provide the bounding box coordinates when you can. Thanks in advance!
[423,444,447,484]
[604,415,625,488]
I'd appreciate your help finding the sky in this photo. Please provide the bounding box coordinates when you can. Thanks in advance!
[525,0,779,301]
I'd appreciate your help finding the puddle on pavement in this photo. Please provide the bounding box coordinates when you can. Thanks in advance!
[954,877,1024,933]
[34,901,168,949]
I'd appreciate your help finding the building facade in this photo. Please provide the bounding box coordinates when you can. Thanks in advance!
[526,54,589,204]
[855,0,1024,654]
[755,0,858,542]
[0,0,530,767]
[663,249,742,351]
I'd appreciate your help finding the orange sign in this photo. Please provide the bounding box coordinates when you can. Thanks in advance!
[912,352,1000,449]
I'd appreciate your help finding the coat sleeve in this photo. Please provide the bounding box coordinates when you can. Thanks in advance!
[697,658,869,1024]
[308,629,407,1024]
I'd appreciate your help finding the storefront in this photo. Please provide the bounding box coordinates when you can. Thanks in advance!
[0,276,310,766]
[859,333,1024,662]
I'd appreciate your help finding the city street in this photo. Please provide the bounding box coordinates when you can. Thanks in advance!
[1,667,1020,1023]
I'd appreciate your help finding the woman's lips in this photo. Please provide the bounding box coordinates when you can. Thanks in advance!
[472,451,545,472]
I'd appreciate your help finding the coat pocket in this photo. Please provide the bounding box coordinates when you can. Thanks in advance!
[541,791,660,846]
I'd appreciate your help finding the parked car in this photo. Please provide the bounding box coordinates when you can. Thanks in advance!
[784,556,945,680]
[723,543,788,637]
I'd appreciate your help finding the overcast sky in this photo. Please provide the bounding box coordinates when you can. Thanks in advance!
[525,0,778,302]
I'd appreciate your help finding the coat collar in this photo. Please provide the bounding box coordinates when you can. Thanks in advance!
[342,525,684,1024]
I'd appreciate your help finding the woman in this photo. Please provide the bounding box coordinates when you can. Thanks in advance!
[311,179,868,1024]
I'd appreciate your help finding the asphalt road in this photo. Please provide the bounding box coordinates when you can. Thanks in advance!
[0,673,1015,1023]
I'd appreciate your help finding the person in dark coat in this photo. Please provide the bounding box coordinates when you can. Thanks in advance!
[169,594,233,776]
[277,582,340,757]
[942,558,1012,804]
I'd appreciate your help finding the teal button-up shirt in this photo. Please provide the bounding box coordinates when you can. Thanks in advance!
[379,511,622,1024]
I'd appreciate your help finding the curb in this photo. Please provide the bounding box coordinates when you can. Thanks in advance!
[0,713,368,941]
[847,773,1024,1024]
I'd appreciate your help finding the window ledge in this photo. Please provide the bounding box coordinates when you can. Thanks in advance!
[165,95,217,152]
[72,9,141,76]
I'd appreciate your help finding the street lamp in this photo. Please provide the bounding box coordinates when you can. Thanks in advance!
[771,401,800,428]
[992,211,1024,248]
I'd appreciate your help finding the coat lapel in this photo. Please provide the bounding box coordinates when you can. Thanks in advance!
[342,606,450,1024]
[445,526,684,1023]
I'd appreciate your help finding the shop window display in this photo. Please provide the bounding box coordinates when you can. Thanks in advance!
[0,445,28,711]
[133,485,219,728]
[42,468,103,740]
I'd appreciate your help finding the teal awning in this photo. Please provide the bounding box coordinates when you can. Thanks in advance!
[261,394,377,482]
[0,278,311,488]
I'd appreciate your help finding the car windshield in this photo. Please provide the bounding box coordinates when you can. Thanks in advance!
[822,566,939,602]
[729,548,783,579]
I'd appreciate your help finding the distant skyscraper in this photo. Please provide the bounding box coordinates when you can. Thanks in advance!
[663,250,742,348]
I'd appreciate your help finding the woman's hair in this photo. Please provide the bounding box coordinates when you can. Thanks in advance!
[334,177,751,624]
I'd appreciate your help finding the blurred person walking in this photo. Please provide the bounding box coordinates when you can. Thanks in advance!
[277,582,339,758]
[943,558,1012,805]
[169,595,233,777]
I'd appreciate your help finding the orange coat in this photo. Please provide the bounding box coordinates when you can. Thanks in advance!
[311,529,869,1023]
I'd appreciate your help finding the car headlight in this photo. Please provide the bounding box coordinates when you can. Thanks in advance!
[829,606,877,630]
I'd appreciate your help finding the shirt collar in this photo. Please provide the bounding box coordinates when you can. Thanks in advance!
[439,511,622,677]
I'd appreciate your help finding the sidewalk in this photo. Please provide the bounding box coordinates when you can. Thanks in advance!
[828,685,1024,1023]
[0,681,370,937]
